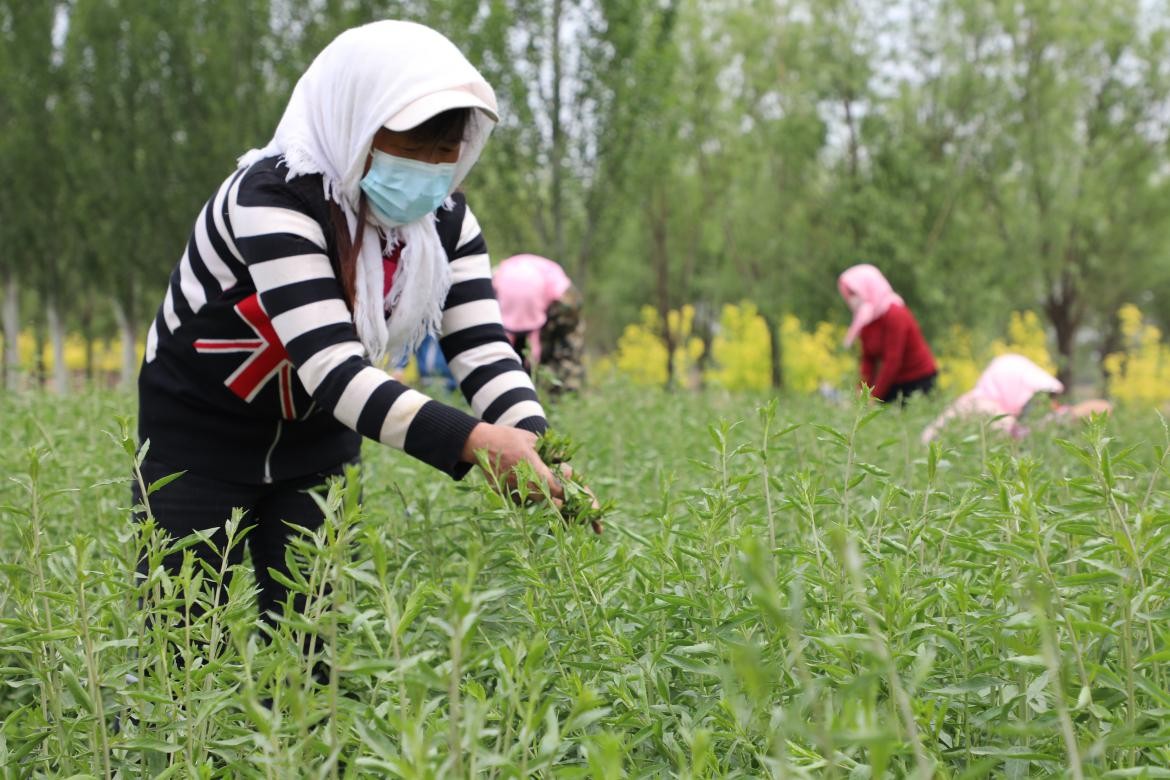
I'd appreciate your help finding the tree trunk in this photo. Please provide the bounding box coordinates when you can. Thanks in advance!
[761,310,784,390]
[80,298,95,384]
[1045,265,1085,393]
[649,194,674,389]
[1098,310,1122,397]
[1053,317,1076,393]
[34,325,46,389]
[1046,294,1078,393]
[549,0,565,264]
[3,272,19,390]
[693,302,716,391]
[85,336,95,385]
[842,94,863,249]
[661,310,676,390]
[47,298,68,394]
[114,296,138,390]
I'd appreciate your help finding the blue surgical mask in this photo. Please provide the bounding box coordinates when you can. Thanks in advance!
[360,150,457,227]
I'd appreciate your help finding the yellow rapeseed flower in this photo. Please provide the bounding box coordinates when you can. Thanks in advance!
[705,302,772,391]
[1105,304,1169,404]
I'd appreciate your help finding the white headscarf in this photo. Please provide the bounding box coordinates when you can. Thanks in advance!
[238,20,498,364]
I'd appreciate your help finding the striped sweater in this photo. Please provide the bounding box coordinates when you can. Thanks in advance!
[138,156,546,484]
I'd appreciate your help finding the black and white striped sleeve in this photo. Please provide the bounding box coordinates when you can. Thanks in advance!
[439,205,548,436]
[230,169,482,477]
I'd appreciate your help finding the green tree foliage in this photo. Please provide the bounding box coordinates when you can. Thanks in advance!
[0,1,63,386]
[963,0,1170,385]
[1,0,1167,390]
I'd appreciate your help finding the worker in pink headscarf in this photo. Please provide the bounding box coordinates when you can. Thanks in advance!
[494,254,584,394]
[921,353,1109,443]
[838,264,938,403]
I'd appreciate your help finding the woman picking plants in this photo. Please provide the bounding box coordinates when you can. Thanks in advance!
[838,263,938,403]
[135,20,596,642]
[493,253,585,395]
[921,353,1110,442]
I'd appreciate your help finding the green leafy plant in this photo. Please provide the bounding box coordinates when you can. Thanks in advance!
[4,387,1170,777]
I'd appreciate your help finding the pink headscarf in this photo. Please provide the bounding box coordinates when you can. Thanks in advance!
[838,264,905,347]
[968,354,1064,417]
[493,254,572,365]
[921,354,1064,443]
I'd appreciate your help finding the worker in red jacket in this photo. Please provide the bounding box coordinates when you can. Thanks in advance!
[838,264,937,403]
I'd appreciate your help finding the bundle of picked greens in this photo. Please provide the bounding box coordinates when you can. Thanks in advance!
[537,430,608,534]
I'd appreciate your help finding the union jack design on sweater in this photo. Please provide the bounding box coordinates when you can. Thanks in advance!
[192,293,298,419]
[139,156,546,484]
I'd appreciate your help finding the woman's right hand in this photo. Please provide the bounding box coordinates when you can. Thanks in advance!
[461,423,565,503]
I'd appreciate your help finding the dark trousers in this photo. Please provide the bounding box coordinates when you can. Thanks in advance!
[887,373,937,405]
[132,457,350,626]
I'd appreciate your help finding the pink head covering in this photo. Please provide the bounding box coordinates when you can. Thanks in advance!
[493,254,572,365]
[969,353,1064,416]
[921,353,1065,444]
[838,264,905,347]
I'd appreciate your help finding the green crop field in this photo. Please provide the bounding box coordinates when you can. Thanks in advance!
[2,387,1170,778]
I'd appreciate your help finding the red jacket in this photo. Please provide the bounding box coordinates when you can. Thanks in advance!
[858,304,937,401]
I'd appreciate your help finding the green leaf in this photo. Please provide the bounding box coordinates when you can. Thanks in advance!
[146,470,187,495]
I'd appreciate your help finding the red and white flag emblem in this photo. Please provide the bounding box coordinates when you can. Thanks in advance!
[194,293,297,419]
